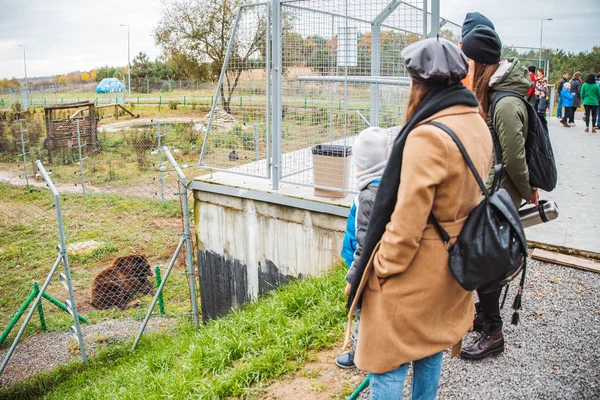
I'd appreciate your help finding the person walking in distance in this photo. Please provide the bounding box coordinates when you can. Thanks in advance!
[459,25,539,360]
[557,71,570,119]
[569,72,583,126]
[559,82,575,128]
[596,73,600,130]
[580,73,600,133]
[534,68,548,112]
[345,37,492,399]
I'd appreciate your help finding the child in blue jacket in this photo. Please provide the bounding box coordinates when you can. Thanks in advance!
[560,82,575,128]
[338,127,388,369]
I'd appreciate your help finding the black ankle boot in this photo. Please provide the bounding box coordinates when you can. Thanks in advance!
[460,323,504,360]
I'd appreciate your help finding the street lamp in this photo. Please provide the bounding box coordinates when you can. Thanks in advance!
[539,18,553,72]
[119,24,131,97]
[17,45,27,88]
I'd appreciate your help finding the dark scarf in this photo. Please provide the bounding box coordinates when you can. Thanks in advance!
[347,83,479,309]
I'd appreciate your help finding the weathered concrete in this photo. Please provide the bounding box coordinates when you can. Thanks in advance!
[193,188,347,320]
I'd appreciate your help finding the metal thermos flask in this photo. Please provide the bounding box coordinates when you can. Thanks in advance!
[519,200,559,228]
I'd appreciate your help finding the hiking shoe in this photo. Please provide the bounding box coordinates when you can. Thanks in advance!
[460,324,504,360]
[593,128,597,133]
[560,120,570,127]
[335,352,356,369]
[585,127,589,132]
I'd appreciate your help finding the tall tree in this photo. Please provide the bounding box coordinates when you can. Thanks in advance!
[154,0,266,113]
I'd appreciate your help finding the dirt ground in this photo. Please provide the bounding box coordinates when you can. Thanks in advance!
[244,348,367,400]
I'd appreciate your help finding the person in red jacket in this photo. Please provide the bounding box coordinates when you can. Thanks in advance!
[527,65,537,102]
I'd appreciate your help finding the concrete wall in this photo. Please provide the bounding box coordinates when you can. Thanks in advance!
[194,189,347,320]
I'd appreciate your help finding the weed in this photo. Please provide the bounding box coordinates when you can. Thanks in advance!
[168,101,179,110]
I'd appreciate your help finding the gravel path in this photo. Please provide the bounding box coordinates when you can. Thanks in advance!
[357,258,600,399]
[0,317,175,388]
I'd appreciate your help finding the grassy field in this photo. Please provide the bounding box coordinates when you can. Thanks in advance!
[0,265,348,400]
[0,184,195,343]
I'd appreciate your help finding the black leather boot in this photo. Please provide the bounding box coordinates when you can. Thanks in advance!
[460,323,504,360]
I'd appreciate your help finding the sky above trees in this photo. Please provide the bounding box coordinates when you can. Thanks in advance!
[0,0,598,80]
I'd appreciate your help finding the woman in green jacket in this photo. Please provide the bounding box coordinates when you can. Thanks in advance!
[459,24,538,360]
[581,73,600,133]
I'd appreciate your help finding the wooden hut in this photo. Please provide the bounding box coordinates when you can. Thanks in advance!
[43,101,98,150]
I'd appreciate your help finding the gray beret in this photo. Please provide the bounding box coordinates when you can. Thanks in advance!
[401,38,469,86]
[461,12,495,40]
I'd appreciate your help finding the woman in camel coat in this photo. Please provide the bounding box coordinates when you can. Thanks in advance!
[345,38,493,399]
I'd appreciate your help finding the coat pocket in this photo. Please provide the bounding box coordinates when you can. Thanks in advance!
[367,267,383,293]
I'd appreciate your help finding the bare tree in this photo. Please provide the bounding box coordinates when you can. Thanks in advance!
[155,0,266,114]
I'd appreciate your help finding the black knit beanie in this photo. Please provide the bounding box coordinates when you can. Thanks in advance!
[461,25,502,65]
[461,12,495,40]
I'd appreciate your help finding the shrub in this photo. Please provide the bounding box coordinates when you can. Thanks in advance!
[169,101,179,110]
[190,101,198,110]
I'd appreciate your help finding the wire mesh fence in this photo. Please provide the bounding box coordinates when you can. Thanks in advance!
[199,0,444,195]
[0,80,216,110]
[0,113,203,350]
[276,0,427,193]
[198,2,271,178]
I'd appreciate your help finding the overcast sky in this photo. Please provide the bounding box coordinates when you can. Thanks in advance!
[1,0,599,80]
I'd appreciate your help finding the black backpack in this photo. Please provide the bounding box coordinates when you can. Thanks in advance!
[490,91,558,192]
[427,121,528,325]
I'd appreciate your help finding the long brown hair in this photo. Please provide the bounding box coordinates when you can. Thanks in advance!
[404,80,432,123]
[471,62,500,119]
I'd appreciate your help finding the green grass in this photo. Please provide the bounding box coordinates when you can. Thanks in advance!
[0,184,194,341]
[0,265,347,400]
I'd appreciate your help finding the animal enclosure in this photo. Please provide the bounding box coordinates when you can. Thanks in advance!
[199,0,461,194]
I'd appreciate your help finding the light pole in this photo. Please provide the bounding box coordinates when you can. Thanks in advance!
[18,45,27,88]
[539,18,553,71]
[119,24,131,97]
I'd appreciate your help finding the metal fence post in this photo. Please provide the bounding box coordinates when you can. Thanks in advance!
[33,282,47,331]
[76,119,87,197]
[272,0,282,190]
[164,147,200,328]
[132,146,200,350]
[155,266,165,315]
[266,1,272,179]
[157,121,165,203]
[18,120,31,187]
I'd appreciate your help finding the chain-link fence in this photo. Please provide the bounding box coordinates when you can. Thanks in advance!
[0,112,204,356]
[199,0,447,195]
[501,46,552,77]
[0,80,216,110]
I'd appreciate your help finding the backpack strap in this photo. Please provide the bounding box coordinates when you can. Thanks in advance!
[425,121,491,247]
[427,122,490,198]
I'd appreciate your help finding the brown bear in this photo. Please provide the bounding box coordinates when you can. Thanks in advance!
[90,254,154,310]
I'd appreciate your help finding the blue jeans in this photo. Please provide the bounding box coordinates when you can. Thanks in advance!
[370,351,443,400]
[557,96,563,118]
